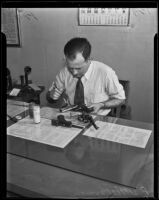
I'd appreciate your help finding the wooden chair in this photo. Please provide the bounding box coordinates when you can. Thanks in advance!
[109,80,131,119]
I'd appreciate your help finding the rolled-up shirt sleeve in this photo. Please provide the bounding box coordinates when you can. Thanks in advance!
[105,70,126,100]
[49,68,66,100]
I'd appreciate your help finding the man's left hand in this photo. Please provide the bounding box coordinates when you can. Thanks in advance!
[89,102,104,113]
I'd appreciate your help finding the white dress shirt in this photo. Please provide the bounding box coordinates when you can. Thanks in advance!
[49,60,126,115]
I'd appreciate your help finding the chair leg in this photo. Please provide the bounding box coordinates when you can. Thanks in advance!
[116,106,121,118]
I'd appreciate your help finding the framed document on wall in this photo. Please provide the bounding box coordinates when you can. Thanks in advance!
[1,8,21,47]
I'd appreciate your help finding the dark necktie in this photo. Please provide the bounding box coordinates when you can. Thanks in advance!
[74,77,84,106]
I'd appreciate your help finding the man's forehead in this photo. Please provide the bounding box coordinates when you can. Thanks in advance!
[74,52,84,61]
[66,52,85,64]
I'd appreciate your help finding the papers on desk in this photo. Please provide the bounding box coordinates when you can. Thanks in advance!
[28,83,41,91]
[7,99,29,106]
[7,99,29,119]
[7,116,81,148]
[9,88,21,96]
[96,108,111,116]
[40,107,60,119]
[83,121,152,148]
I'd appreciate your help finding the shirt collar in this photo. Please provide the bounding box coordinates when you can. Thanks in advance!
[84,61,93,80]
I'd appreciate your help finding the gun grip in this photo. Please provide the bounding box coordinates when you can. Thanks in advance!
[57,115,72,127]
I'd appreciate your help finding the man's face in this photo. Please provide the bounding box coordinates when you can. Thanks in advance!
[66,52,90,78]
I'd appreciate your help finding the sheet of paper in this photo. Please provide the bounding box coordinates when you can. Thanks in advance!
[7,116,81,148]
[40,107,60,119]
[40,107,95,128]
[7,100,29,118]
[83,121,152,148]
[96,108,111,116]
[7,99,29,106]
[9,88,21,96]
[28,83,41,91]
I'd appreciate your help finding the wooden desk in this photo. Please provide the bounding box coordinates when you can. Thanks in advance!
[7,105,154,198]
[7,148,153,198]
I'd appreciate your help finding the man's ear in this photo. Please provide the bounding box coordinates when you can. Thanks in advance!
[86,58,91,65]
[62,56,66,63]
[88,56,93,61]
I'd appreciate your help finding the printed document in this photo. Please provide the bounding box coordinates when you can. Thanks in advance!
[7,99,29,106]
[40,107,60,119]
[7,99,28,118]
[9,88,21,96]
[7,116,81,148]
[83,121,152,148]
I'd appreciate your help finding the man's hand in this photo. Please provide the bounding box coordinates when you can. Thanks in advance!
[89,98,125,113]
[89,102,104,113]
[46,91,58,104]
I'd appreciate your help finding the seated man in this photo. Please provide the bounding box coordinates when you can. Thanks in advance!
[47,37,126,115]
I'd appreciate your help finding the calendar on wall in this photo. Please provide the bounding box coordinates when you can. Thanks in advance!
[79,8,130,26]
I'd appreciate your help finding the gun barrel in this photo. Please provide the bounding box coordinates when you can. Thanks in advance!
[88,116,99,130]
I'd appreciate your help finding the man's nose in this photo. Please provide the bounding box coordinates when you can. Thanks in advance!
[72,69,78,75]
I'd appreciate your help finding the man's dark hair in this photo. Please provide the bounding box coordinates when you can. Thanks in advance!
[64,37,91,61]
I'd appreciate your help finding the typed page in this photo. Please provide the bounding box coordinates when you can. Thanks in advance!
[83,121,152,148]
[7,116,81,148]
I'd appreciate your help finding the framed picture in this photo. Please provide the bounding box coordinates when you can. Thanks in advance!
[1,8,21,47]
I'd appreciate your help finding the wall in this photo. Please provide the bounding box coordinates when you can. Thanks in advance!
[6,8,157,123]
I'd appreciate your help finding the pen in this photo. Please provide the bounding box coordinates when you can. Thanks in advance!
[60,105,78,112]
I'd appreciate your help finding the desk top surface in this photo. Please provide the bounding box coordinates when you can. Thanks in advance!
[7,100,154,196]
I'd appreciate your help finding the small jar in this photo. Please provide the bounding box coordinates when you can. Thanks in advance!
[33,104,40,123]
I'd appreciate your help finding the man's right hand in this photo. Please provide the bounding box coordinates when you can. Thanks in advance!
[46,91,58,104]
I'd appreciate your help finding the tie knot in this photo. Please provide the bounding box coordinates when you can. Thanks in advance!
[77,77,83,85]
[77,76,83,81]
